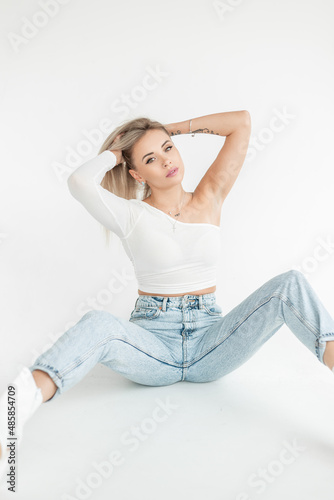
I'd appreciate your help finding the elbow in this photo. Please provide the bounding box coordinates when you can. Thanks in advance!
[67,172,81,199]
[67,172,93,202]
[67,172,75,191]
[241,110,251,128]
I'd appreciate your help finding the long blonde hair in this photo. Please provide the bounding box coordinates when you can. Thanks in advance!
[98,116,170,246]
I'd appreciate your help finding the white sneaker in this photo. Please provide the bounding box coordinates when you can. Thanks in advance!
[0,366,43,484]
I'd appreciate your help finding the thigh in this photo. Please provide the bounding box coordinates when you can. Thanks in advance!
[30,308,183,390]
[102,310,183,386]
[186,273,289,382]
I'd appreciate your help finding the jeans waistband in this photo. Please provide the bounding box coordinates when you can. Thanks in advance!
[135,292,217,312]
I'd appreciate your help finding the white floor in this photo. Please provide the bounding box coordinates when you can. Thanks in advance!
[2,327,334,500]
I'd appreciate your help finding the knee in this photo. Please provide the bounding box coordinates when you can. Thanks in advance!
[288,269,303,278]
[270,270,304,292]
[81,309,113,321]
[285,269,305,282]
[76,310,117,336]
[82,309,101,318]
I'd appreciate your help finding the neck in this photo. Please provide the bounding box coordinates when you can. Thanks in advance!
[149,184,186,210]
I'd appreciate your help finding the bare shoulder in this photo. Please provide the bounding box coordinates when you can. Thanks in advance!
[141,192,221,226]
[186,192,222,226]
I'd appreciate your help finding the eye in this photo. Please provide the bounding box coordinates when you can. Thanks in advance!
[146,145,173,164]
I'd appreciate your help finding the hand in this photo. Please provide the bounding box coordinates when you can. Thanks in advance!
[109,133,125,165]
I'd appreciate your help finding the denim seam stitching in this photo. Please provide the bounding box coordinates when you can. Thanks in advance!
[112,313,182,366]
[58,336,124,377]
[203,304,223,316]
[29,362,63,385]
[188,292,320,367]
[59,337,182,377]
[318,332,334,339]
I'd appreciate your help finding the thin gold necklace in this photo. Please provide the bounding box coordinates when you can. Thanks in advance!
[149,191,187,232]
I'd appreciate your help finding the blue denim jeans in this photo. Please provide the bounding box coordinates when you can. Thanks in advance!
[29,270,334,403]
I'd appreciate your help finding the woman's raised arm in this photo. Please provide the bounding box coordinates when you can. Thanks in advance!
[164,111,251,208]
[67,149,138,240]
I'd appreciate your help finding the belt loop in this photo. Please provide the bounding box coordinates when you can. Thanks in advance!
[199,294,203,309]
[162,297,168,312]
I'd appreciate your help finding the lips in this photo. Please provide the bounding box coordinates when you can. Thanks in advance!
[166,168,178,177]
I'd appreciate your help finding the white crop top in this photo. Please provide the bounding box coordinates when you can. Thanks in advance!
[67,150,221,294]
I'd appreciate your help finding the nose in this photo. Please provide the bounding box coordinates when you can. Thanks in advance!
[163,158,172,167]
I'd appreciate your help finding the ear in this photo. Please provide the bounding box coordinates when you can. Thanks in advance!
[128,169,144,184]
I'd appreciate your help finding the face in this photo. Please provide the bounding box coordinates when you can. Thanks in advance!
[129,129,184,189]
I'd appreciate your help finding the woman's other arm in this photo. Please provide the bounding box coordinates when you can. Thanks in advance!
[67,147,134,240]
[164,110,248,137]
[164,111,251,208]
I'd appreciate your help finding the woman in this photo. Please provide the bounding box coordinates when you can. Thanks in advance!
[1,111,334,475]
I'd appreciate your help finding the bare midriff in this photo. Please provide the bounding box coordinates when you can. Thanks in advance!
[137,285,216,297]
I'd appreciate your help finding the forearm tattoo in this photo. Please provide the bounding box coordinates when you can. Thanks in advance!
[170,128,220,136]
[192,128,220,135]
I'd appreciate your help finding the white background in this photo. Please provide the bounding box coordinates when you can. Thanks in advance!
[1,0,334,499]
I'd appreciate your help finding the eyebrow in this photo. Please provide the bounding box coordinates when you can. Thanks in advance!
[142,140,171,162]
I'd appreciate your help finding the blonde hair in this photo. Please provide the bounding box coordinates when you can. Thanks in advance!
[97,116,170,246]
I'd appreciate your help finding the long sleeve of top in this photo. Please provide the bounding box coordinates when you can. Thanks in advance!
[67,150,140,240]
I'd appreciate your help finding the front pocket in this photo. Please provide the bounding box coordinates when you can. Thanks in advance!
[130,306,161,320]
[203,303,223,316]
